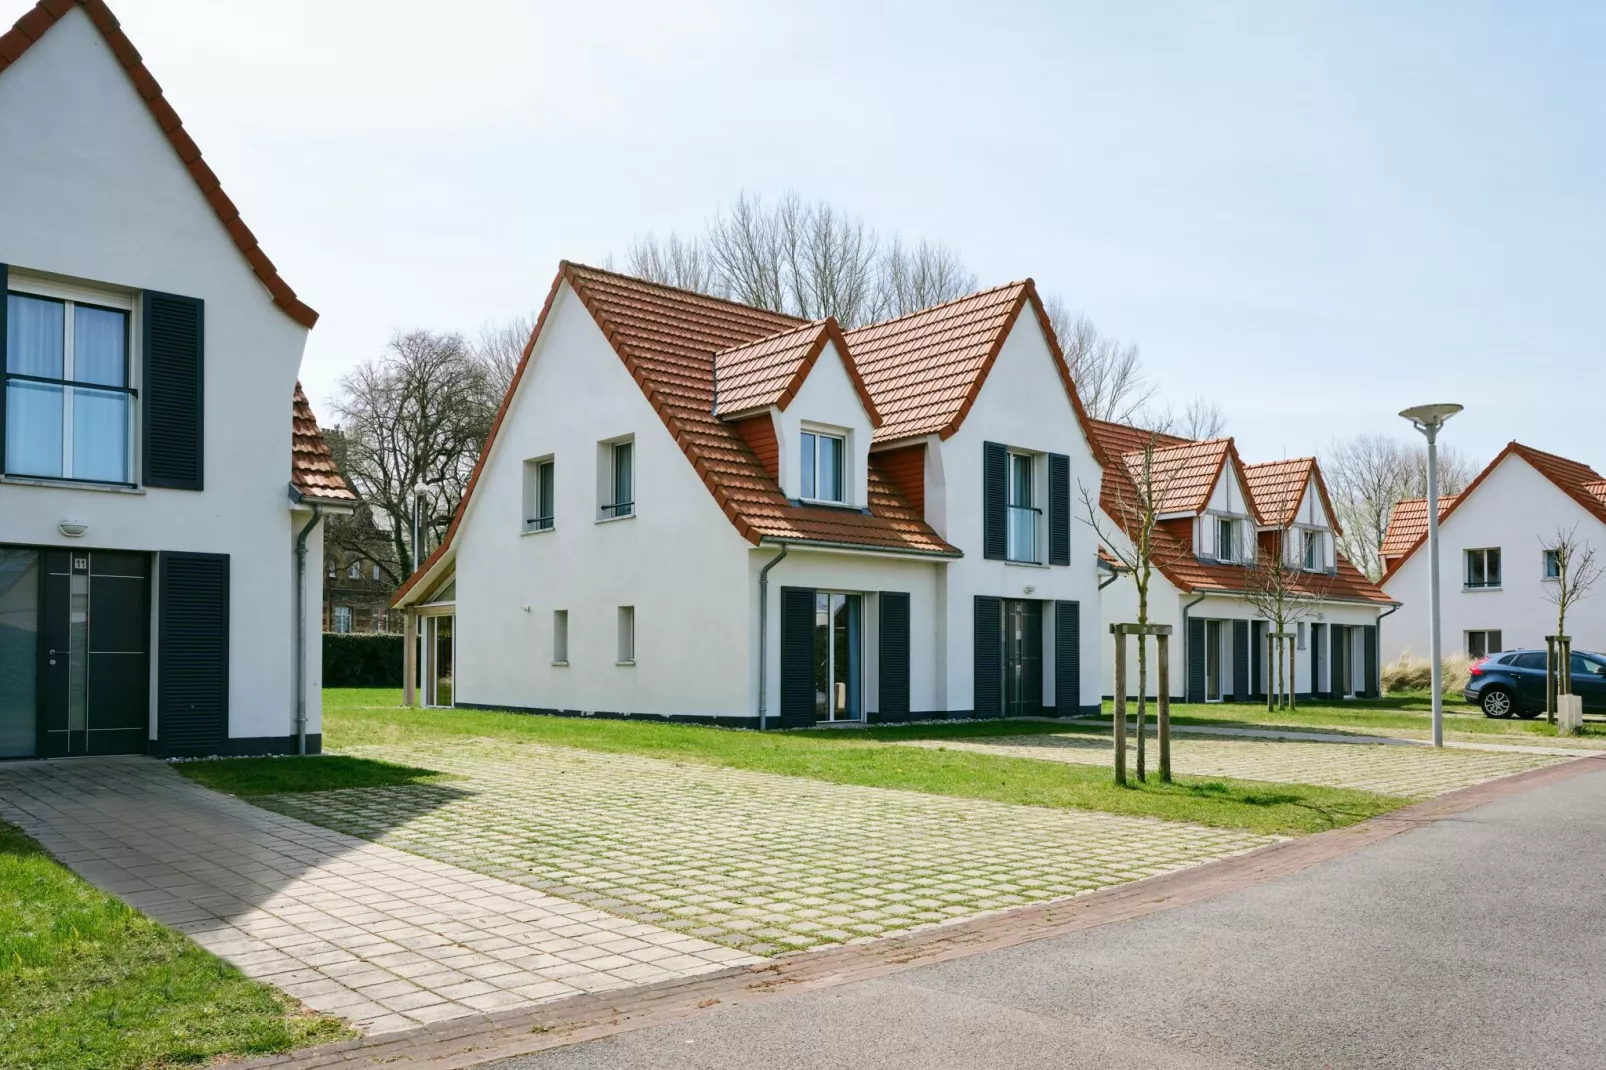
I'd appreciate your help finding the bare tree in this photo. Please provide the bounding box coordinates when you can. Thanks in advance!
[471,314,536,403]
[624,232,720,295]
[1541,525,1603,712]
[1079,434,1188,783]
[1324,435,1476,579]
[1241,533,1330,709]
[877,237,978,319]
[1041,297,1155,424]
[1146,395,1227,440]
[328,330,500,583]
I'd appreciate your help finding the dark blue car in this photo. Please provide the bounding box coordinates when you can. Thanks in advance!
[1464,649,1606,718]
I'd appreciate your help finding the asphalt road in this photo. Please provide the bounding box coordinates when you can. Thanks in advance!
[491,762,1606,1070]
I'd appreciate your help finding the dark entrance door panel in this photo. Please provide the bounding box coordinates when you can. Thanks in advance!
[37,550,151,757]
[1003,599,1042,718]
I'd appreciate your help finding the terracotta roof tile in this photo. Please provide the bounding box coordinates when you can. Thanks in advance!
[1241,456,1340,533]
[1381,442,1606,582]
[291,383,355,503]
[1086,418,1192,459]
[712,318,880,423]
[0,0,316,329]
[1122,438,1251,518]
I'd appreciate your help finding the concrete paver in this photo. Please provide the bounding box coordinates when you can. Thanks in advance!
[899,730,1565,797]
[0,757,755,1036]
[254,738,1274,957]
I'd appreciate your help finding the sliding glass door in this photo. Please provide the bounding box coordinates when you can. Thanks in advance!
[812,592,861,721]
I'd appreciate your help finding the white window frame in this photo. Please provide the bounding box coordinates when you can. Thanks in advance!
[1216,517,1237,563]
[1005,449,1041,564]
[1543,549,1561,581]
[1467,629,1503,658]
[552,608,569,665]
[617,605,635,665]
[523,456,556,533]
[1465,547,1501,590]
[3,272,139,488]
[332,606,352,634]
[597,435,635,521]
[347,561,361,581]
[799,427,847,505]
[1302,530,1321,572]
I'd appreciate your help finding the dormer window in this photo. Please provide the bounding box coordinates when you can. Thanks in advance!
[1216,517,1237,562]
[800,430,844,503]
[1302,530,1321,571]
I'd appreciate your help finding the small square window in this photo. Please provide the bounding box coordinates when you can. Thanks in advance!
[617,605,635,664]
[1467,629,1503,658]
[1543,549,1561,580]
[1465,548,1501,589]
[524,457,555,532]
[553,609,568,664]
[801,431,844,503]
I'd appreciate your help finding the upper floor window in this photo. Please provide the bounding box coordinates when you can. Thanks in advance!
[800,431,844,503]
[1216,517,1237,562]
[332,606,352,634]
[372,562,382,582]
[523,456,555,532]
[4,289,133,484]
[347,561,361,580]
[1007,452,1039,563]
[1465,547,1501,589]
[1302,530,1321,571]
[1543,549,1561,580]
[600,438,633,518]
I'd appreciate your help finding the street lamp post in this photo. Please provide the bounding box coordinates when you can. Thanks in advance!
[411,481,430,573]
[1399,403,1464,748]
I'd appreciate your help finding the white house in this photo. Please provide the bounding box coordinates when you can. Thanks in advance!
[1088,420,1396,701]
[1380,441,1606,664]
[392,264,1109,725]
[0,0,353,760]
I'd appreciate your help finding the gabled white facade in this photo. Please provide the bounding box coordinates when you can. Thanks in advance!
[1381,450,1606,664]
[398,273,1107,725]
[0,5,338,758]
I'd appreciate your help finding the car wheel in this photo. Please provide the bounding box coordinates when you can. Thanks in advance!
[1480,688,1515,718]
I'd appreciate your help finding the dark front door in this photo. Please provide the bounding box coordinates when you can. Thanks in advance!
[1003,599,1042,718]
[39,550,150,757]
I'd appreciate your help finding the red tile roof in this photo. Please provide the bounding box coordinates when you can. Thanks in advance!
[712,318,879,423]
[0,0,317,329]
[1381,442,1606,582]
[393,264,962,606]
[1241,457,1340,533]
[1086,418,1192,459]
[291,383,355,504]
[1125,438,1262,522]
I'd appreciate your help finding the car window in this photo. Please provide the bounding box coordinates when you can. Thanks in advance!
[1573,653,1606,675]
[1512,652,1546,670]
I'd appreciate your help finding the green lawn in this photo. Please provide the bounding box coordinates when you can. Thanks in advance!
[310,689,1406,837]
[0,821,348,1070]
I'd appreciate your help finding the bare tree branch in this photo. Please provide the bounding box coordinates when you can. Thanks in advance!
[1042,297,1155,424]
[1323,434,1477,579]
[1541,524,1603,639]
[471,314,537,403]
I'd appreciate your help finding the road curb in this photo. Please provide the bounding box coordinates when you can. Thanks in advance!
[226,752,1606,1070]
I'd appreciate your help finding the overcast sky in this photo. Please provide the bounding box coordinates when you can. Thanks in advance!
[18,0,1603,468]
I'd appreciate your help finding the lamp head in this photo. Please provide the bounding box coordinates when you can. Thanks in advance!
[1398,403,1463,431]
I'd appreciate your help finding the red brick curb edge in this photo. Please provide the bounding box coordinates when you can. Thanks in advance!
[228,753,1606,1070]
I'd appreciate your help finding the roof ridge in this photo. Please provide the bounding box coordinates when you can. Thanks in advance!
[844,279,1029,335]
[563,260,810,326]
[1511,440,1604,480]
[711,317,830,357]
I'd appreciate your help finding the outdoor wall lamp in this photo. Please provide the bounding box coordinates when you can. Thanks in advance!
[58,520,88,538]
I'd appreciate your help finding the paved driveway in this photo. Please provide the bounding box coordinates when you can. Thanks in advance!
[0,758,752,1036]
[256,737,1274,956]
[899,730,1564,797]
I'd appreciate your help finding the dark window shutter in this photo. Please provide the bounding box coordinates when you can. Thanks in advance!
[1328,625,1343,699]
[1054,600,1081,715]
[1187,616,1206,703]
[1363,624,1379,698]
[973,595,1002,717]
[1048,453,1070,566]
[142,292,204,490]
[1251,620,1265,700]
[983,442,1007,560]
[778,587,816,728]
[1310,623,1323,699]
[0,263,8,474]
[1232,620,1249,701]
[878,592,910,719]
[157,551,229,753]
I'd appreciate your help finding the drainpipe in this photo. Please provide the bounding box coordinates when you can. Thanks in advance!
[294,504,326,756]
[1179,592,1206,702]
[756,545,789,731]
[1375,602,1401,694]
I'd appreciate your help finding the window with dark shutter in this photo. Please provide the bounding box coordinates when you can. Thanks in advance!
[1251,620,1266,700]
[1187,616,1206,703]
[1054,600,1080,715]
[1048,453,1070,566]
[1232,620,1249,701]
[983,442,1007,560]
[973,595,1002,717]
[157,551,228,754]
[142,292,204,490]
[878,592,910,720]
[778,587,816,728]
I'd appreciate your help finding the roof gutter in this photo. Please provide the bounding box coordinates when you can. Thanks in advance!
[756,545,789,731]
[757,536,961,561]
[1180,592,1207,701]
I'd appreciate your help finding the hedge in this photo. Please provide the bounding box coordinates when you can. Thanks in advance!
[323,633,404,687]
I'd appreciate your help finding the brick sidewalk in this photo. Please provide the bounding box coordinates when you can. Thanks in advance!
[0,758,755,1035]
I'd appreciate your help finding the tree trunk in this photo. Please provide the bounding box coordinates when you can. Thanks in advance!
[1113,630,1128,785]
[1157,633,1172,782]
[1135,632,1147,782]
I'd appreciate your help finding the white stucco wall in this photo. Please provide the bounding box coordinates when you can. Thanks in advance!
[1381,453,1606,664]
[936,311,1105,712]
[0,8,317,743]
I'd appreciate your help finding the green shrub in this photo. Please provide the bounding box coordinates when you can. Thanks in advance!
[323,633,403,687]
